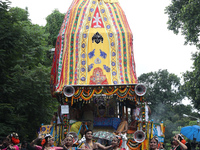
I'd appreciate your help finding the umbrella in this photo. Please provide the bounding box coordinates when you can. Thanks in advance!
[93,131,115,141]
[180,125,200,141]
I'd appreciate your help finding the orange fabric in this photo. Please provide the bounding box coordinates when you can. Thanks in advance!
[118,137,123,148]
[143,139,147,150]
[11,137,20,145]
[163,126,165,134]
[41,139,46,146]
[181,139,186,144]
[158,143,160,148]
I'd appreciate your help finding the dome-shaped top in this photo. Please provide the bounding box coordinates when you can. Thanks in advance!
[50,0,137,96]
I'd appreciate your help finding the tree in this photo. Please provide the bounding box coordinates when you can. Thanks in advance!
[9,7,29,22]
[165,0,200,49]
[138,69,184,121]
[182,52,200,112]
[0,1,58,141]
[138,69,188,147]
[45,9,65,47]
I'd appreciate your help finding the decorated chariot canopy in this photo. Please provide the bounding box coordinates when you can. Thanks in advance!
[50,0,141,101]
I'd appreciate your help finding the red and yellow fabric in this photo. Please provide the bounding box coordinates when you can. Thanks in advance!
[50,0,137,96]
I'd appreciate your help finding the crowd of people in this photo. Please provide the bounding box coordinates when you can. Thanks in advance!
[0,103,195,150]
[149,134,193,150]
[0,130,195,150]
[0,130,126,150]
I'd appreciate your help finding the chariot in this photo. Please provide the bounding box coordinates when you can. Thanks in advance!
[41,0,166,149]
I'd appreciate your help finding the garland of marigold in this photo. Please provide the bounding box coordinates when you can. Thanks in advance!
[128,92,134,97]
[106,86,115,93]
[95,88,103,94]
[81,89,95,101]
[71,86,140,102]
[82,88,94,97]
[141,98,146,132]
[104,88,118,95]
[117,87,130,96]
[118,87,127,93]
[63,114,69,138]
[73,90,83,99]
[84,88,90,94]
[73,88,82,98]
[75,88,80,95]
[130,87,135,94]
[116,88,130,98]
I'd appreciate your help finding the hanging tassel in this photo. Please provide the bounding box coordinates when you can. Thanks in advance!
[71,97,73,106]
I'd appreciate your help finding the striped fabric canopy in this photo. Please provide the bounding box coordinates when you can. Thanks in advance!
[50,0,138,96]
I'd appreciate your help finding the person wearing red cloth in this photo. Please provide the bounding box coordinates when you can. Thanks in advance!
[2,132,20,150]
[30,134,62,150]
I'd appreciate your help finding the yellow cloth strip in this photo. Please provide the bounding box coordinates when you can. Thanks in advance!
[142,142,144,150]
[147,122,150,150]
[151,122,154,139]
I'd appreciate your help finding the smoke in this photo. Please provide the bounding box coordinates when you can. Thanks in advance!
[149,102,171,123]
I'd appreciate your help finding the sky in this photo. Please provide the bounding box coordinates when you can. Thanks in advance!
[10,0,197,78]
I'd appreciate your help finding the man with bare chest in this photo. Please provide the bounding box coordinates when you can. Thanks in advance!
[80,129,112,150]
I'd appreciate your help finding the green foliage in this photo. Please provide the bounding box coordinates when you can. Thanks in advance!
[138,69,184,121]
[182,52,200,111]
[9,7,29,22]
[189,120,198,126]
[45,9,65,47]
[1,0,200,147]
[165,0,200,49]
[0,1,58,141]
[172,104,193,118]
[138,70,194,149]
